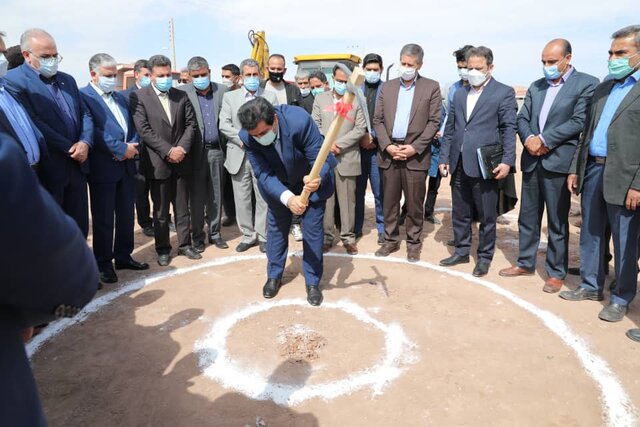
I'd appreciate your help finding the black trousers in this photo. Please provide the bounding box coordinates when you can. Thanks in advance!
[150,173,191,255]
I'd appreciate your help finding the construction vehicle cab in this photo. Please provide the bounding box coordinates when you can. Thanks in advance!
[293,54,361,87]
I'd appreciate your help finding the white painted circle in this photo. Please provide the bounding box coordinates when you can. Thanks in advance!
[26,252,638,426]
[194,298,418,406]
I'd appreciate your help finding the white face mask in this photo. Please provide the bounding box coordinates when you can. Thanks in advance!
[399,66,416,81]
[458,68,469,81]
[0,54,8,78]
[300,87,311,97]
[467,69,488,87]
[221,78,234,88]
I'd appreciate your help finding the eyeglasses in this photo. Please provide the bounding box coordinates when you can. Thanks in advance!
[28,51,63,63]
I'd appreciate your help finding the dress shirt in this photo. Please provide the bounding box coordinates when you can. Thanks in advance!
[0,79,41,165]
[391,77,417,139]
[243,87,258,103]
[538,66,575,135]
[90,82,128,136]
[40,73,78,138]
[265,81,287,105]
[196,88,219,144]
[589,69,640,157]
[153,84,172,125]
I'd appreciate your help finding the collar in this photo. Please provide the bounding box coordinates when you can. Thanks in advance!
[153,83,167,97]
[400,75,418,89]
[243,86,258,98]
[89,81,111,97]
[470,77,491,94]
[547,66,574,86]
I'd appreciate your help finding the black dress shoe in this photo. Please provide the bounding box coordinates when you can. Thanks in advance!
[209,236,229,249]
[236,241,256,252]
[306,285,323,306]
[259,242,267,253]
[559,287,603,301]
[377,233,385,245]
[157,254,171,266]
[323,242,333,253]
[142,226,154,237]
[263,278,282,298]
[424,214,442,225]
[439,254,470,266]
[100,269,118,284]
[193,242,205,253]
[178,246,203,260]
[115,259,150,270]
[598,303,628,322]
[626,328,640,343]
[472,261,491,277]
[446,239,455,247]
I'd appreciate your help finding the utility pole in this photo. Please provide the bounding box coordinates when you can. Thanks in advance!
[169,18,177,70]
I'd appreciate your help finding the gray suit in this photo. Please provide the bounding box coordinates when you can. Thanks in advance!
[219,88,278,244]
[516,69,598,278]
[312,91,366,245]
[570,73,640,305]
[178,82,228,243]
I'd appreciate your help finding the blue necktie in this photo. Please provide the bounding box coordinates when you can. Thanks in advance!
[48,79,77,139]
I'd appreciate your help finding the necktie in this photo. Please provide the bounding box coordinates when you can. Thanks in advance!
[49,80,77,138]
[158,92,172,125]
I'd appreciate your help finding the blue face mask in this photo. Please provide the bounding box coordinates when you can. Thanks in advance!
[38,57,59,78]
[608,53,640,80]
[311,87,325,97]
[255,129,276,146]
[244,76,260,92]
[98,76,117,93]
[334,81,347,96]
[139,76,151,88]
[365,71,381,84]
[155,76,173,92]
[193,76,210,91]
[543,57,566,80]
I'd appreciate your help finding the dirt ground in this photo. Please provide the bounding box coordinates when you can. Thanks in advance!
[30,167,640,426]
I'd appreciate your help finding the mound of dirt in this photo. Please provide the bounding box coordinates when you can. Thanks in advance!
[277,324,327,362]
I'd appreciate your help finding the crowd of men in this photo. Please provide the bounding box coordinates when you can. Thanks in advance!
[1,22,640,426]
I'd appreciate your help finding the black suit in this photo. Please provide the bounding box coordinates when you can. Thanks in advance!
[0,135,98,426]
[131,85,197,254]
[516,69,598,278]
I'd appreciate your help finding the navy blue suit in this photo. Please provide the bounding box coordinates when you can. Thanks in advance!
[240,105,336,285]
[440,78,518,261]
[80,84,138,272]
[0,134,98,427]
[4,64,94,236]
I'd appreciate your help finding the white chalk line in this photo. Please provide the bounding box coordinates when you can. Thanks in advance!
[27,252,637,426]
[194,299,418,406]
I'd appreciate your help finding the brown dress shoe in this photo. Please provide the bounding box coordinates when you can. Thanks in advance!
[499,265,534,277]
[344,243,358,255]
[375,242,400,257]
[543,277,564,293]
[407,248,421,263]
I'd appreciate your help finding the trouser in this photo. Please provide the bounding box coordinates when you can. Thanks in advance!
[150,173,192,255]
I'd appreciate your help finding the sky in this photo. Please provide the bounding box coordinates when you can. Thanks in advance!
[1,0,636,89]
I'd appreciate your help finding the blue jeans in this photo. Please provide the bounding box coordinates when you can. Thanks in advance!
[355,148,383,235]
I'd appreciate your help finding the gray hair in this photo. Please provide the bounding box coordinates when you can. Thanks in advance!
[400,43,424,64]
[88,53,117,72]
[466,46,494,66]
[148,55,172,72]
[295,70,310,81]
[20,28,55,52]
[611,25,640,48]
[187,56,209,71]
[239,58,260,75]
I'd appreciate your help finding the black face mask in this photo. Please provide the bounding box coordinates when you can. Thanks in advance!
[268,71,284,83]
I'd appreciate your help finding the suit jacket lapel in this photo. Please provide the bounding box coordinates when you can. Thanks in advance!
[461,86,469,123]
[467,78,495,123]
[611,80,640,124]
[407,76,422,125]
[386,79,400,132]
[545,70,579,119]
[24,65,68,124]
[592,80,616,128]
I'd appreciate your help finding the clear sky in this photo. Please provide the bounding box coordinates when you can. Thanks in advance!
[2,0,636,89]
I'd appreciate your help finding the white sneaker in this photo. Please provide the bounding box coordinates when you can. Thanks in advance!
[291,224,303,241]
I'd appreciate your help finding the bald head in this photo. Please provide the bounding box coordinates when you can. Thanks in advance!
[20,28,55,52]
[20,28,59,74]
[541,38,572,79]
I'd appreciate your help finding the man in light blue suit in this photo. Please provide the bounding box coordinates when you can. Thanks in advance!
[237,98,336,306]
[5,28,93,236]
[0,133,98,427]
[439,46,518,277]
[80,53,149,285]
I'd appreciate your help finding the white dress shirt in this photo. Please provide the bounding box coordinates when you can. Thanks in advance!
[90,82,128,135]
